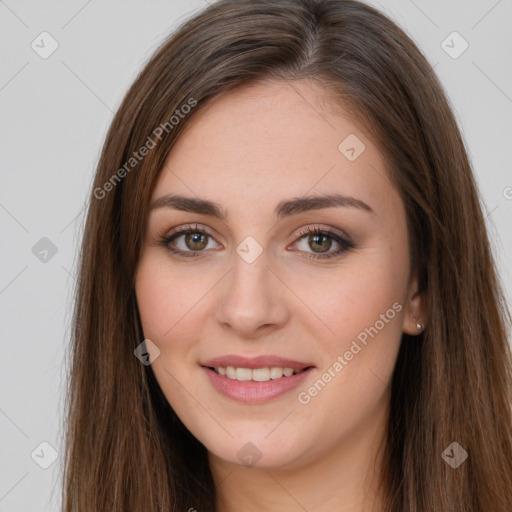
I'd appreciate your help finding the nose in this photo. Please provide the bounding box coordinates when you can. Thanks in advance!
[215,250,290,339]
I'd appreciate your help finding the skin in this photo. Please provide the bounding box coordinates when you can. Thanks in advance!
[135,78,425,511]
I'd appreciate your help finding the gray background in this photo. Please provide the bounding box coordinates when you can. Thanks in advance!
[1,0,511,510]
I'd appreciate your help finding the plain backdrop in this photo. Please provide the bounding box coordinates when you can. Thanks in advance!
[1,0,511,510]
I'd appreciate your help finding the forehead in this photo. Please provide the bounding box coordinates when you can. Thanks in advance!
[152,79,396,218]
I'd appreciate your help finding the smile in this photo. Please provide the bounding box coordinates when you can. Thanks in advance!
[202,365,315,403]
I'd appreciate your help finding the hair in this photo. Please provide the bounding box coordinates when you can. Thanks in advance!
[62,0,512,510]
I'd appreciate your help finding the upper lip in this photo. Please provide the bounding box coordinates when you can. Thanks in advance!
[201,354,315,371]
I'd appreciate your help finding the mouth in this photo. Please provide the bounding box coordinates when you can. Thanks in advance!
[200,355,316,403]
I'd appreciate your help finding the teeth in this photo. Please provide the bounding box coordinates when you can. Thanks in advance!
[269,367,283,379]
[214,366,305,381]
[236,367,252,381]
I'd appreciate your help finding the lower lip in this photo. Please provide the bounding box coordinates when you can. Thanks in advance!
[202,366,314,403]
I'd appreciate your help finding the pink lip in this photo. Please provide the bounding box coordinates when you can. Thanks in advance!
[201,354,314,371]
[202,366,315,403]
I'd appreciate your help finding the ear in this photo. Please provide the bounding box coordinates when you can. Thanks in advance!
[402,272,427,336]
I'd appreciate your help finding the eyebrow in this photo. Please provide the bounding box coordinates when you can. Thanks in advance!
[149,193,374,220]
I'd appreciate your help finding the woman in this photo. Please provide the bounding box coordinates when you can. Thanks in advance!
[62,0,512,510]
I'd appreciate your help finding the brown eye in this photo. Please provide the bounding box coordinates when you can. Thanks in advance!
[160,224,220,258]
[307,233,332,253]
[184,232,208,250]
[292,226,354,261]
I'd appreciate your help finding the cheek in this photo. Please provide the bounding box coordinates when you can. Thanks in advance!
[292,260,405,438]
[291,239,408,404]
[135,252,208,341]
[297,254,407,350]
[134,254,208,404]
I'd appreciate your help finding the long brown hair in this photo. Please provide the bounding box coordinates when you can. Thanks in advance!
[62,0,512,510]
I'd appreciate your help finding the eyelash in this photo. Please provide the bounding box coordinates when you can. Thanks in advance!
[158,223,354,261]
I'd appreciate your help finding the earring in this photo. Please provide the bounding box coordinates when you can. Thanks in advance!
[413,317,424,332]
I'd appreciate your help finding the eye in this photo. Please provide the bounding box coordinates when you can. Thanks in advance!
[291,225,354,260]
[158,223,354,260]
[159,224,220,258]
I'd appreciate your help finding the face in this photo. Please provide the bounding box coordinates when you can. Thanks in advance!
[135,78,424,470]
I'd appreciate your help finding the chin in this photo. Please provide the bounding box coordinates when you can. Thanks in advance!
[203,428,308,469]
